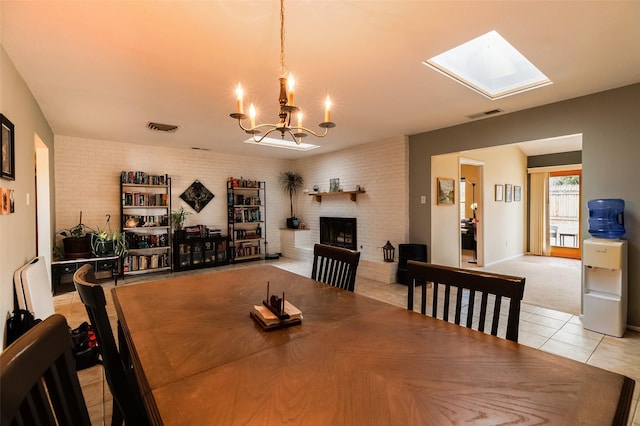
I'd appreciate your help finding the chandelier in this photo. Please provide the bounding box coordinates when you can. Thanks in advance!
[230,0,335,145]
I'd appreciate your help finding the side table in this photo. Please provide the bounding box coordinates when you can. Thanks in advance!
[51,255,120,295]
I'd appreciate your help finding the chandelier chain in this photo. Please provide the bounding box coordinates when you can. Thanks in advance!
[230,0,334,145]
[280,0,286,74]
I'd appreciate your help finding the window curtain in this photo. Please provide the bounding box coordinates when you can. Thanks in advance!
[529,171,549,256]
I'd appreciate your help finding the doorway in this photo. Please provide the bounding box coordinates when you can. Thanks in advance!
[460,162,482,268]
[549,169,581,259]
[35,135,53,278]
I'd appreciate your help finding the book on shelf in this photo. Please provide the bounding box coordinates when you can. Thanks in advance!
[229,177,261,189]
[235,243,260,257]
[122,192,168,207]
[125,232,169,249]
[123,252,169,272]
[121,171,169,186]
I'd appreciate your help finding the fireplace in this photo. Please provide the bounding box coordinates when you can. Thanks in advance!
[320,217,357,250]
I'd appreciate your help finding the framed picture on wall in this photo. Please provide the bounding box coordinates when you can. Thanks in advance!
[1,114,15,181]
[505,184,513,202]
[437,178,455,205]
[515,186,522,202]
[495,184,503,201]
[329,178,340,192]
[180,180,214,213]
[1,187,15,214]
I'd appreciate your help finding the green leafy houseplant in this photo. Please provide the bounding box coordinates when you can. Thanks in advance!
[171,206,192,230]
[90,214,128,257]
[56,211,94,259]
[279,171,303,228]
[171,206,192,238]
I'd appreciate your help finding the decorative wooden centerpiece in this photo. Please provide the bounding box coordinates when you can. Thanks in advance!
[250,282,302,331]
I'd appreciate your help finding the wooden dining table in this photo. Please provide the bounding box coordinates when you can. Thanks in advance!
[112,264,635,425]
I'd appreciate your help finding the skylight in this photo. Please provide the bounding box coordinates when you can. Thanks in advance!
[243,137,320,151]
[424,30,551,100]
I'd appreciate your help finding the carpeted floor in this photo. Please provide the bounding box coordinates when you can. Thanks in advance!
[473,254,582,315]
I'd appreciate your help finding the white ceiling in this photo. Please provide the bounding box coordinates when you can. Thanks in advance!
[1,1,639,159]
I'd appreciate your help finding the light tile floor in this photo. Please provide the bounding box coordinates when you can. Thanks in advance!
[54,257,640,425]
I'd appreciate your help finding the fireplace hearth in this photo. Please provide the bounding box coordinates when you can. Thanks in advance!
[320,217,357,250]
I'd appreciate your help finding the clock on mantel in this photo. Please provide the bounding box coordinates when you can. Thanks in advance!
[308,190,365,203]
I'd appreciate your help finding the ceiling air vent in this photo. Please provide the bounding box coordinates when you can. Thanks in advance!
[466,109,504,120]
[147,122,179,132]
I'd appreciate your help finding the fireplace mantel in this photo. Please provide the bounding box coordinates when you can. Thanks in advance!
[309,190,365,203]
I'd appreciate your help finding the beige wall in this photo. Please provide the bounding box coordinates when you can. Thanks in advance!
[431,145,527,267]
[54,136,291,256]
[410,83,640,328]
[0,47,55,348]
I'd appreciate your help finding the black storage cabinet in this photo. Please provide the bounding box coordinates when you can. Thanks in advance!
[397,244,427,284]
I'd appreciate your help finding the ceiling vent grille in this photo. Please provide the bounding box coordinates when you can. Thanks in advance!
[466,109,504,120]
[147,122,179,132]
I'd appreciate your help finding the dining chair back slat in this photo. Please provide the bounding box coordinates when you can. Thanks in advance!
[1,314,92,426]
[407,261,525,342]
[311,243,361,292]
[73,264,148,426]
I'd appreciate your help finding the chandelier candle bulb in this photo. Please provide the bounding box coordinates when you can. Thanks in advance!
[287,74,295,106]
[228,0,335,143]
[324,96,332,123]
[236,84,244,114]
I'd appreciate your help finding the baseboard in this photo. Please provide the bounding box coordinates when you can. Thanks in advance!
[627,324,640,333]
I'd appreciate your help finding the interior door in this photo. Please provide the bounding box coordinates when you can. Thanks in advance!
[549,170,581,259]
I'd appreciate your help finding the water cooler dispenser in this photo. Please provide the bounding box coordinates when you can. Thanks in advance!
[582,199,627,337]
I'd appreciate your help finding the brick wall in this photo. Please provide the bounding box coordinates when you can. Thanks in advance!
[54,134,409,283]
[289,136,408,282]
[54,136,290,255]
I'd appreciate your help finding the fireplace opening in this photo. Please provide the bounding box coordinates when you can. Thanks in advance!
[320,217,357,250]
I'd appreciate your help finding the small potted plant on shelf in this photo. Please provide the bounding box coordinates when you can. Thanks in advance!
[171,206,192,239]
[279,171,304,229]
[57,211,93,259]
[90,214,128,257]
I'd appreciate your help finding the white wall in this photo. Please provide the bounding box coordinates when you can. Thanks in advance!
[291,136,409,277]
[54,135,410,283]
[54,136,291,255]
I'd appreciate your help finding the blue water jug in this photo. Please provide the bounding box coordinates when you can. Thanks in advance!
[587,199,625,239]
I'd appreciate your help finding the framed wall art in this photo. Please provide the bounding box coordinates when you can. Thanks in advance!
[437,178,455,205]
[514,185,522,202]
[1,187,15,214]
[505,184,513,202]
[329,178,340,192]
[495,184,503,201]
[1,114,15,180]
[180,180,214,213]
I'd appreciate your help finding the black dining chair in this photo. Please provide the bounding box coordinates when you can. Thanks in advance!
[1,314,92,425]
[407,260,525,342]
[311,243,361,292]
[73,264,148,426]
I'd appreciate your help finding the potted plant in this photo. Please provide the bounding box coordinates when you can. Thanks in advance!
[57,211,93,259]
[171,206,192,239]
[90,214,128,257]
[279,171,303,229]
